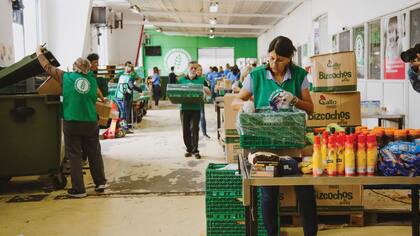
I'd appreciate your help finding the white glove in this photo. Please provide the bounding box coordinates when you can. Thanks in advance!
[279,91,294,106]
[242,101,255,113]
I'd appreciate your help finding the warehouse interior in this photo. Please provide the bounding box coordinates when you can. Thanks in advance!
[1,0,420,236]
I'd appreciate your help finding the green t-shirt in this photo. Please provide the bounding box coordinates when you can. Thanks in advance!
[115,72,138,99]
[178,75,206,111]
[250,65,307,110]
[62,72,98,121]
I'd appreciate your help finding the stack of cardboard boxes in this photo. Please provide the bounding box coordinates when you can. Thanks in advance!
[222,94,241,163]
[307,51,361,128]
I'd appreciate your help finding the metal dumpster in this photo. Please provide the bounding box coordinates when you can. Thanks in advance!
[0,50,66,189]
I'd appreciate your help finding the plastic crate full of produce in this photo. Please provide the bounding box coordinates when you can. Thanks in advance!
[237,108,306,149]
[166,84,204,104]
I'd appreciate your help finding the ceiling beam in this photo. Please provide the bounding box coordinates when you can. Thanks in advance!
[125,20,272,29]
[140,10,286,18]
[204,0,301,2]
[163,31,259,36]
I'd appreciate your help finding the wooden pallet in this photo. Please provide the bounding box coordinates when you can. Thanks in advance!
[279,211,364,227]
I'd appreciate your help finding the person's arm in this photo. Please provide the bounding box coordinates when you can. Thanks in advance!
[128,77,142,92]
[232,74,253,110]
[294,88,314,115]
[97,88,106,102]
[36,45,64,84]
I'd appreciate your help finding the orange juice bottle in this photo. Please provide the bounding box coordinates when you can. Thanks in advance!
[356,135,367,176]
[336,135,345,176]
[345,135,356,176]
[366,134,378,176]
[321,131,329,171]
[312,136,323,177]
[327,136,337,176]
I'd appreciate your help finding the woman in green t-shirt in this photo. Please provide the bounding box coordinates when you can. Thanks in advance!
[233,36,317,236]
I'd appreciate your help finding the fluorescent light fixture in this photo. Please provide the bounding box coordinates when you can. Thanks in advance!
[156,27,162,32]
[209,18,217,25]
[209,28,215,33]
[209,34,215,39]
[129,5,140,14]
[209,2,219,13]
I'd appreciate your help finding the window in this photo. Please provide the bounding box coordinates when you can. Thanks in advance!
[353,26,365,79]
[368,20,381,80]
[410,8,420,47]
[339,31,351,52]
[314,14,328,55]
[332,34,338,52]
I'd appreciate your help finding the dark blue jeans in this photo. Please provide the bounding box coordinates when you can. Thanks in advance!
[200,104,207,136]
[261,186,318,236]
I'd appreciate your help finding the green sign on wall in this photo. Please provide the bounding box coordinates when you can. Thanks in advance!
[164,48,192,74]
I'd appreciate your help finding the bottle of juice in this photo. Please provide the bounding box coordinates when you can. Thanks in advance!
[394,130,407,142]
[356,135,367,176]
[366,134,378,176]
[345,135,356,176]
[312,136,323,177]
[321,131,329,171]
[373,128,385,148]
[327,136,337,176]
[336,135,345,176]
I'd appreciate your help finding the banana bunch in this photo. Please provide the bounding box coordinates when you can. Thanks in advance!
[299,157,313,174]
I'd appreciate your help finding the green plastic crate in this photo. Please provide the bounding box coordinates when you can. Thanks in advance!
[206,163,242,198]
[237,108,306,149]
[206,197,244,220]
[207,219,267,236]
[166,84,204,104]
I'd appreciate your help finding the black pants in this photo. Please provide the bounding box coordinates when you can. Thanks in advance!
[200,104,207,136]
[153,85,161,106]
[261,186,318,236]
[180,110,200,154]
[64,121,106,192]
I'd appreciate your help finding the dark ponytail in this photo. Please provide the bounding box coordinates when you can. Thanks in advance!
[267,36,297,71]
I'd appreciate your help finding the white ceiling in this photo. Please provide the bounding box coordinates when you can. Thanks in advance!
[93,0,304,38]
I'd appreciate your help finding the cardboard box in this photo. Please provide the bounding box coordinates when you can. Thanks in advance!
[307,92,361,127]
[315,185,363,211]
[225,143,241,163]
[96,101,112,118]
[223,94,240,134]
[98,116,109,126]
[311,51,357,92]
[279,186,297,211]
[37,77,62,95]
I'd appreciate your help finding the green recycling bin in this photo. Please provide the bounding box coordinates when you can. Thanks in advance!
[0,49,66,189]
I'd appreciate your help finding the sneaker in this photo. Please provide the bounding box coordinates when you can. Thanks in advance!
[67,189,87,198]
[194,153,201,159]
[125,129,134,134]
[204,134,211,139]
[81,160,88,167]
[95,184,107,193]
[184,152,192,157]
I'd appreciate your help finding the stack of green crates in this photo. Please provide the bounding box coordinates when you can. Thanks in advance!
[237,108,306,149]
[206,163,268,236]
[166,84,204,104]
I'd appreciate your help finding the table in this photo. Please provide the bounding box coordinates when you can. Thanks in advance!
[214,97,224,140]
[362,114,405,129]
[238,154,420,236]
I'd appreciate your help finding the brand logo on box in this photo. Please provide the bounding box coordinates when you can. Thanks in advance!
[308,110,351,121]
[317,190,353,201]
[327,60,341,70]
[318,95,337,105]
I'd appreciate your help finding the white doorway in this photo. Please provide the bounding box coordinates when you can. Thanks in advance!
[198,48,234,74]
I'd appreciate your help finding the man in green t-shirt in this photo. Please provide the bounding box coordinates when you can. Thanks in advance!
[177,61,211,159]
[36,46,107,198]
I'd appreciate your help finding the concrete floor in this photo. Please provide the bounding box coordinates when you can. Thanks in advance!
[0,101,412,236]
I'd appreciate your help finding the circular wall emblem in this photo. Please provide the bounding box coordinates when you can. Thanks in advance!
[74,77,90,94]
[164,48,192,74]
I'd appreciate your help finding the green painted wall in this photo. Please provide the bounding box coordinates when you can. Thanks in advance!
[142,31,257,76]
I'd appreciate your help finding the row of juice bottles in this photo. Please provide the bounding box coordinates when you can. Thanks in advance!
[312,130,377,177]
[311,126,420,177]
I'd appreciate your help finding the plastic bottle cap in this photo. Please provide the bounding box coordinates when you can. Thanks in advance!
[367,134,376,143]
[395,130,407,136]
[385,129,395,136]
[346,135,354,144]
[409,130,420,136]
[328,135,336,146]
[373,129,384,136]
[314,136,321,145]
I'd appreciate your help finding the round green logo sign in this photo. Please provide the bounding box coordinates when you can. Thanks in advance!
[74,77,90,94]
[164,48,192,74]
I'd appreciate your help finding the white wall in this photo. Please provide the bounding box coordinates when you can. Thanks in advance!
[0,0,15,67]
[107,24,142,65]
[40,0,92,70]
[258,0,420,129]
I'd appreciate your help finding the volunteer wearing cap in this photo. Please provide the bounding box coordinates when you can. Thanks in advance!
[233,36,318,236]
[36,46,107,198]
[177,61,211,159]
